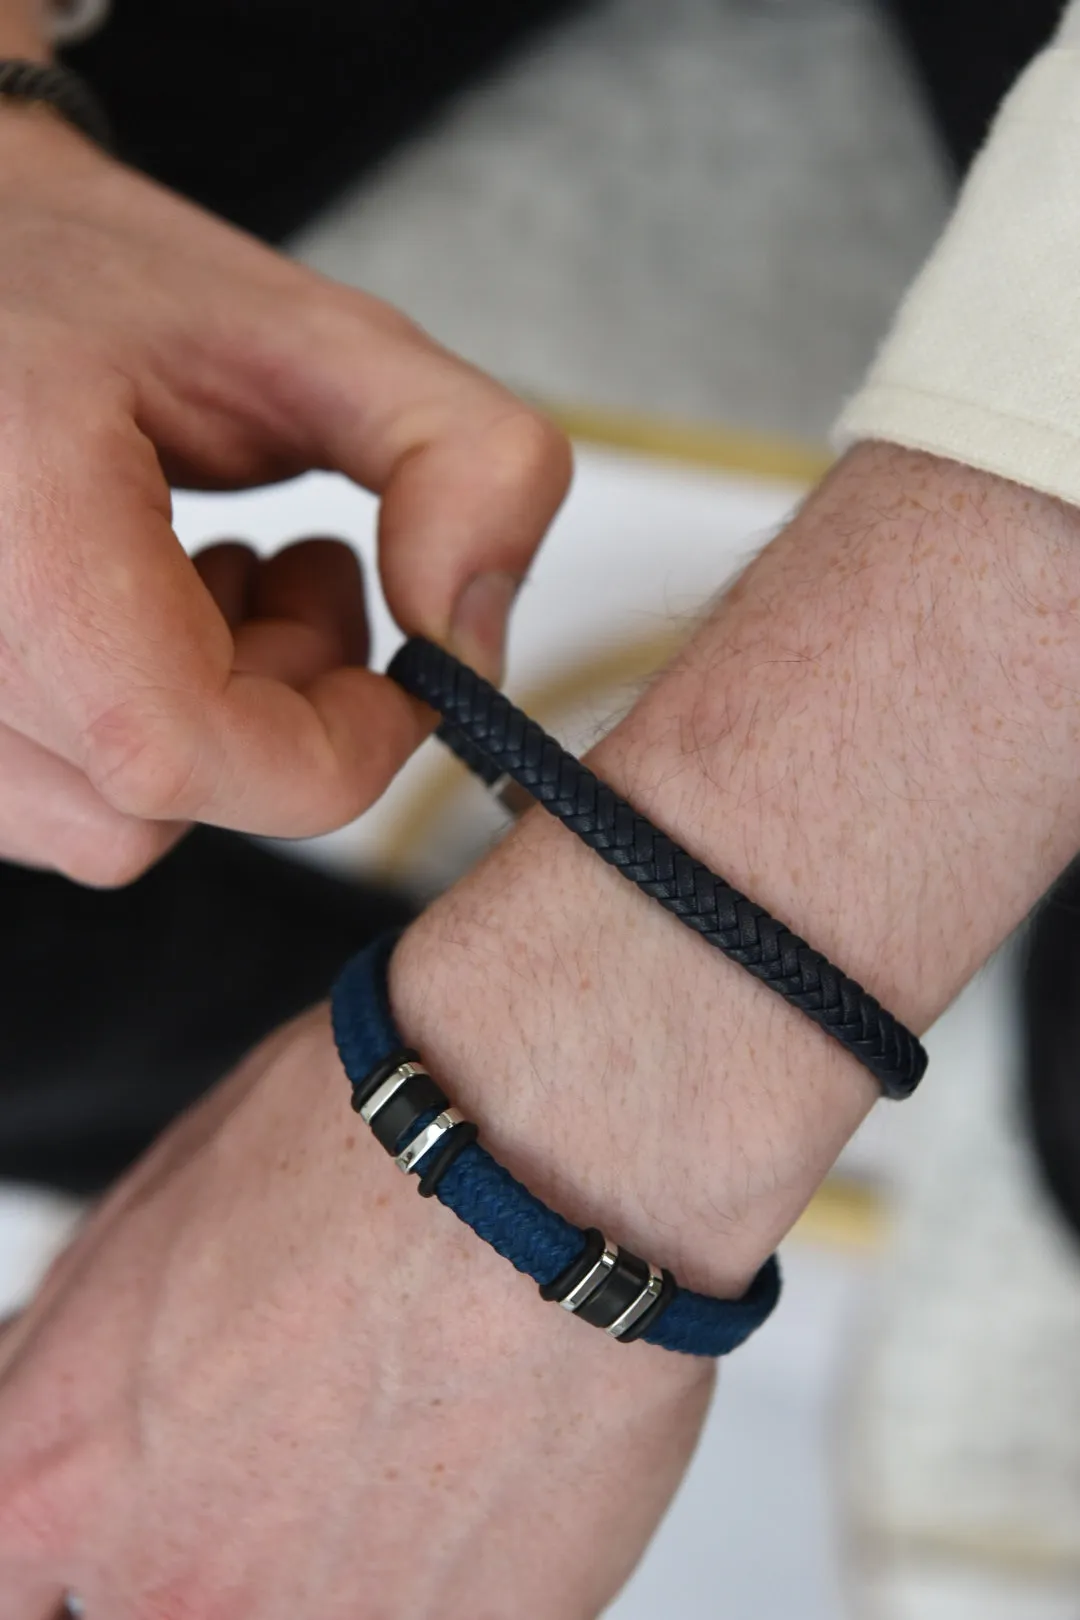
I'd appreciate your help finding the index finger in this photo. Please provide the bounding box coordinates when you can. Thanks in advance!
[4,400,428,836]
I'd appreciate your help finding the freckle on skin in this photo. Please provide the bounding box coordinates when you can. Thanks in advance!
[385,1467,399,1481]
[345,1135,356,1150]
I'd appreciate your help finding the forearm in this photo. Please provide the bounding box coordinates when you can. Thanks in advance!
[392,442,1080,1295]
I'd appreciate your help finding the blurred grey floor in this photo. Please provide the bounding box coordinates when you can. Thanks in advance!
[294,0,951,442]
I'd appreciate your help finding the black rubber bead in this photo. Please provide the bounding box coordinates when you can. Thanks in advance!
[350,1047,421,1114]
[369,1073,449,1153]
[617,1268,677,1343]
[416,1120,480,1197]
[574,1248,653,1332]
[538,1228,605,1303]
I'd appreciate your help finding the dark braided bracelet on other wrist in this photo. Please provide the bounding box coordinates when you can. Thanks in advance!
[388,636,927,1100]
[0,59,112,148]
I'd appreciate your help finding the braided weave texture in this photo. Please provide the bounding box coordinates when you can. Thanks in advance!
[332,936,781,1357]
[389,637,927,1100]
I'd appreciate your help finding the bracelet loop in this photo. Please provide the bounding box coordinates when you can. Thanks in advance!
[332,934,782,1359]
[388,637,928,1100]
[0,58,111,147]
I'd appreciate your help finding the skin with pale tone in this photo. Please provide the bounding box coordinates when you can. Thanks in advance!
[5,1,1080,1613]
[3,443,1080,1615]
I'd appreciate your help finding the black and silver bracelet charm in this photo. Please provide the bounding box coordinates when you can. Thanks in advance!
[333,934,781,1358]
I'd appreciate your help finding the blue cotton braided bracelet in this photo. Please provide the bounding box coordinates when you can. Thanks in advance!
[332,932,782,1358]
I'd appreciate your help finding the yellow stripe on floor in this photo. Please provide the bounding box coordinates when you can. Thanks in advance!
[538,398,833,484]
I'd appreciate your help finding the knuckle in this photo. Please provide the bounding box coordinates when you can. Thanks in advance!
[355,289,425,345]
[84,695,203,822]
[485,406,573,503]
[57,818,168,889]
[303,279,423,347]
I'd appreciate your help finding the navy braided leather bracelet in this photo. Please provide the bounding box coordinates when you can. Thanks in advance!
[332,932,781,1357]
[388,637,927,1101]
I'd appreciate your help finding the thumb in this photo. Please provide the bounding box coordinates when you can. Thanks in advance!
[271,289,574,681]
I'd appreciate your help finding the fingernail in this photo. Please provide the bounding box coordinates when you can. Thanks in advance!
[449,571,520,684]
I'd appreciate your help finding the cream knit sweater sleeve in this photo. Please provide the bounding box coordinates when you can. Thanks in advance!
[835,2,1080,504]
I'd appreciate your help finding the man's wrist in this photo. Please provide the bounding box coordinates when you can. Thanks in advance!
[391,443,1080,1296]
[600,441,1080,1029]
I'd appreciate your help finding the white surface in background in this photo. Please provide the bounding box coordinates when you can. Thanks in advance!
[862,1569,1080,1620]
[848,946,1080,1616]
[606,1243,868,1620]
[0,1184,82,1318]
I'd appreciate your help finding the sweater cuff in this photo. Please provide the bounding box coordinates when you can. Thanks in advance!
[835,42,1080,508]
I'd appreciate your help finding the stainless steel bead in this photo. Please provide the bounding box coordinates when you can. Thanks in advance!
[394,1108,466,1174]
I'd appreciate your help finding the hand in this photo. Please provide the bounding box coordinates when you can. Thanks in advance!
[0,109,570,883]
[0,1007,710,1618]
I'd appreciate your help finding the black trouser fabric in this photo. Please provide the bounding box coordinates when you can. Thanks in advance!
[0,832,414,1193]
[1,0,1064,1196]
[881,0,1066,177]
[64,0,593,243]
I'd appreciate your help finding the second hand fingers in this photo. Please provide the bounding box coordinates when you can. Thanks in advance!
[196,537,371,692]
[249,538,370,668]
[0,721,185,886]
[194,538,369,671]
[191,541,259,629]
[85,664,432,836]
